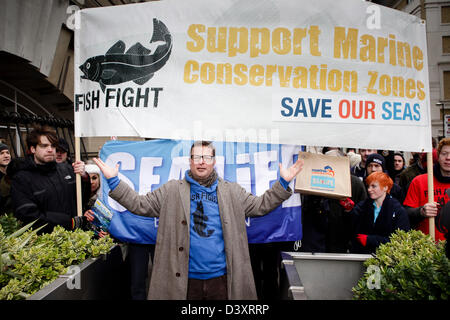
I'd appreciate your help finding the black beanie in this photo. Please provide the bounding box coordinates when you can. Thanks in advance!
[366,153,386,171]
[0,143,9,152]
[56,138,69,153]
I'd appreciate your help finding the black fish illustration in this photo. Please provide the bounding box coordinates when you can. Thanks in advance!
[79,18,172,92]
[193,201,215,238]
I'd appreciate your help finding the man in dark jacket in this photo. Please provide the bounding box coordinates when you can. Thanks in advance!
[439,189,450,259]
[9,126,90,234]
[0,143,12,213]
[0,143,11,180]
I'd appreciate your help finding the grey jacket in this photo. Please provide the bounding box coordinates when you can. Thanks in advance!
[109,177,292,300]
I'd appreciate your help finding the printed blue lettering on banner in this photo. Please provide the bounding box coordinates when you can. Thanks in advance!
[322,99,332,118]
[306,99,320,117]
[413,103,421,121]
[382,101,421,121]
[382,101,391,120]
[280,97,332,118]
[403,102,412,120]
[295,98,308,117]
[281,97,293,116]
[393,102,402,120]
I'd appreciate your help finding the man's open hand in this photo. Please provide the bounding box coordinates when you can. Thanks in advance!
[279,157,304,182]
[92,158,119,179]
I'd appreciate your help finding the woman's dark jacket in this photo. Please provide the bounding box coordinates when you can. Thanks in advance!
[350,194,410,254]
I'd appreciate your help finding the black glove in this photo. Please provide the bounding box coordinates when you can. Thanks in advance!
[72,216,87,230]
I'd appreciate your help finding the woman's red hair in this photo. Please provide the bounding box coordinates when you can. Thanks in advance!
[365,172,393,193]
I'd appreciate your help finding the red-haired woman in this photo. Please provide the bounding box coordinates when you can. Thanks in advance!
[350,172,410,254]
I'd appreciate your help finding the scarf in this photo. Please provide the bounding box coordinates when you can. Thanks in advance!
[187,169,218,188]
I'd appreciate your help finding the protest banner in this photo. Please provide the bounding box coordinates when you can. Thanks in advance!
[99,139,303,243]
[73,0,436,238]
[74,0,432,153]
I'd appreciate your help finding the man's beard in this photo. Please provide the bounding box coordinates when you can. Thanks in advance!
[34,154,55,164]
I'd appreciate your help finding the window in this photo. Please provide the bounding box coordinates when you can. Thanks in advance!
[442,6,450,24]
[444,71,450,100]
[443,36,450,54]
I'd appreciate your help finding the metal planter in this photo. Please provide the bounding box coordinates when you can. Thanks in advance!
[27,244,128,300]
[280,251,372,300]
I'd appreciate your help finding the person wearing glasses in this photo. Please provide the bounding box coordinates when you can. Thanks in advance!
[93,140,304,300]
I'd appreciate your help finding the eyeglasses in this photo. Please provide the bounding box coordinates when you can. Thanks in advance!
[191,155,215,164]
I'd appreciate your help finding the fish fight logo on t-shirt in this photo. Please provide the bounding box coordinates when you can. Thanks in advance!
[76,18,172,110]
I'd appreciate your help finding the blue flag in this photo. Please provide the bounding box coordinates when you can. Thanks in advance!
[100,139,303,243]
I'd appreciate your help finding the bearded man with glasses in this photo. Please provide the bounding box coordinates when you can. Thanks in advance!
[93,140,304,300]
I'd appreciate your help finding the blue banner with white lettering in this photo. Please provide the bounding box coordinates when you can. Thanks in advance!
[100,139,303,243]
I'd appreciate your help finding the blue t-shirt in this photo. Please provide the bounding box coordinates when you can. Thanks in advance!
[185,172,226,280]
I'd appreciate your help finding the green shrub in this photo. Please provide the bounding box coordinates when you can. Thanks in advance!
[353,229,450,300]
[0,217,115,300]
[0,214,22,236]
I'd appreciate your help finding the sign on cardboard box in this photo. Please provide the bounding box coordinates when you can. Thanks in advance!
[294,152,351,199]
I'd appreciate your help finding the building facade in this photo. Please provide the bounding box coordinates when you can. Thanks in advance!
[389,0,450,138]
[0,0,446,158]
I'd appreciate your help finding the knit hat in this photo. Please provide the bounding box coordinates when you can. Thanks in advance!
[0,143,9,152]
[366,153,386,171]
[85,164,101,175]
[393,152,404,160]
[56,138,69,153]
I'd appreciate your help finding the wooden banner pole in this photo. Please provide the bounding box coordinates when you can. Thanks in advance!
[75,136,82,217]
[427,152,435,240]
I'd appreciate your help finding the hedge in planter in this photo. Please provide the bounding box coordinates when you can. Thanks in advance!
[0,216,115,300]
[0,213,22,237]
[352,229,450,300]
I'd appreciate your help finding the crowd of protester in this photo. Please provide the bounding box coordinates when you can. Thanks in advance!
[0,126,449,300]
[298,142,449,254]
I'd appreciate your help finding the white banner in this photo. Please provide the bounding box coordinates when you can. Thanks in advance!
[74,0,432,152]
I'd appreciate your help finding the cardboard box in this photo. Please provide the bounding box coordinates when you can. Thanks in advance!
[294,152,351,199]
